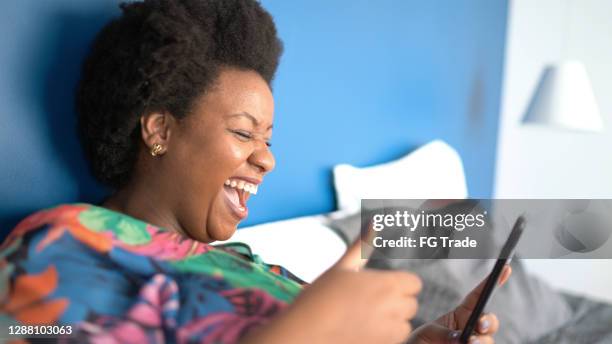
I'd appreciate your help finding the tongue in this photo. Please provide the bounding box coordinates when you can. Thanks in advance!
[238,188,247,207]
[224,186,241,208]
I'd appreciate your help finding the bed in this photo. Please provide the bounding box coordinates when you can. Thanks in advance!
[221,140,612,343]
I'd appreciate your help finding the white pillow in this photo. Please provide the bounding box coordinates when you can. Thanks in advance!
[333,140,468,213]
[218,215,346,283]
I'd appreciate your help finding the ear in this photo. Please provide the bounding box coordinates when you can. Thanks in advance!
[140,112,175,155]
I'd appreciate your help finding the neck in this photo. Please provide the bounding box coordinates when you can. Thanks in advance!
[103,178,188,237]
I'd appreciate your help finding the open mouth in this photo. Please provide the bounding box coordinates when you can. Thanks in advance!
[222,178,259,220]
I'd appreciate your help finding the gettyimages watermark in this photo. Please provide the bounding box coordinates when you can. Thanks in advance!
[361,199,612,259]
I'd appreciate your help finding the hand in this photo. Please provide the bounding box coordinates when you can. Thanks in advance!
[406,265,512,344]
[242,225,422,344]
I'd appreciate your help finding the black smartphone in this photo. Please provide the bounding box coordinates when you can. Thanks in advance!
[459,215,526,344]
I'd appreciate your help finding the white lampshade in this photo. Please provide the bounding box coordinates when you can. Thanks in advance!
[523,61,603,132]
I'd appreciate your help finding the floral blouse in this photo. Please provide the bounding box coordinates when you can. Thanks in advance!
[0,204,305,343]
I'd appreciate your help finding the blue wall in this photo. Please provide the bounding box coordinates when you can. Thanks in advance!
[0,0,508,233]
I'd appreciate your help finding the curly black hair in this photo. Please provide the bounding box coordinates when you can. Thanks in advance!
[76,0,283,189]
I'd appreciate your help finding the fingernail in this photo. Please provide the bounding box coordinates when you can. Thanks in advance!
[480,318,490,332]
[447,331,460,343]
[469,337,481,344]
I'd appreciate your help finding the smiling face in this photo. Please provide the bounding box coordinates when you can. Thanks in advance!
[158,68,275,242]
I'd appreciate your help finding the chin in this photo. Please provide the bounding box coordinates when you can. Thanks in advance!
[208,222,238,242]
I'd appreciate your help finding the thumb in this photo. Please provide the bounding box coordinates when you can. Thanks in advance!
[334,221,375,271]
[409,323,461,344]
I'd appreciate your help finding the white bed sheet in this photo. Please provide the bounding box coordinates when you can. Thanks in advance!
[218,214,347,283]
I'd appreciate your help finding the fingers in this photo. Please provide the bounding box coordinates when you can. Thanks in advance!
[392,294,419,320]
[335,236,368,271]
[410,323,497,344]
[457,274,488,315]
[335,221,375,271]
[467,334,494,344]
[392,321,413,344]
[498,265,512,286]
[459,265,512,314]
[476,313,499,335]
[381,277,420,342]
[385,271,423,296]
[409,323,462,344]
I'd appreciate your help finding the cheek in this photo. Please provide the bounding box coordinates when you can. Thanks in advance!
[229,144,250,165]
[211,138,251,172]
[204,143,252,240]
[213,138,239,157]
[170,130,252,240]
[178,132,246,178]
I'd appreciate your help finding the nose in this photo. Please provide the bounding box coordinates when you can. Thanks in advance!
[248,141,275,174]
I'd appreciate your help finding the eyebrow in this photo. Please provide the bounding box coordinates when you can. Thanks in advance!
[226,112,273,130]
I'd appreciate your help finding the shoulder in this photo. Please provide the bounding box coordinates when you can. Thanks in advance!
[0,203,119,275]
[0,204,126,326]
[2,204,90,244]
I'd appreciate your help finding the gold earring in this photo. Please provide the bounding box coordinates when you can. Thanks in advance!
[150,143,164,157]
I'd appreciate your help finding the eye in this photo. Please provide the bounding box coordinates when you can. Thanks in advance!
[265,141,272,148]
[231,130,252,141]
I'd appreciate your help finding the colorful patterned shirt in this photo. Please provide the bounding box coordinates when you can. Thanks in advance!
[0,204,305,343]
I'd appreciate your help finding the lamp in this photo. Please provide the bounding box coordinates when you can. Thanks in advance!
[523,61,603,132]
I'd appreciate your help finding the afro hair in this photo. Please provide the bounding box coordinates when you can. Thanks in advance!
[76,0,283,189]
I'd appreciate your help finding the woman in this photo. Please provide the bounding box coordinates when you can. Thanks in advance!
[0,0,509,342]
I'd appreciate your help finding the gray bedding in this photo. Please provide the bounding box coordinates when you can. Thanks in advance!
[328,211,612,344]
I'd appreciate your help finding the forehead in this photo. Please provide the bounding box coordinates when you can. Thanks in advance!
[190,68,275,126]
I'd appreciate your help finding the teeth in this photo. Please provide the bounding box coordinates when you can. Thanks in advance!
[224,179,259,195]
